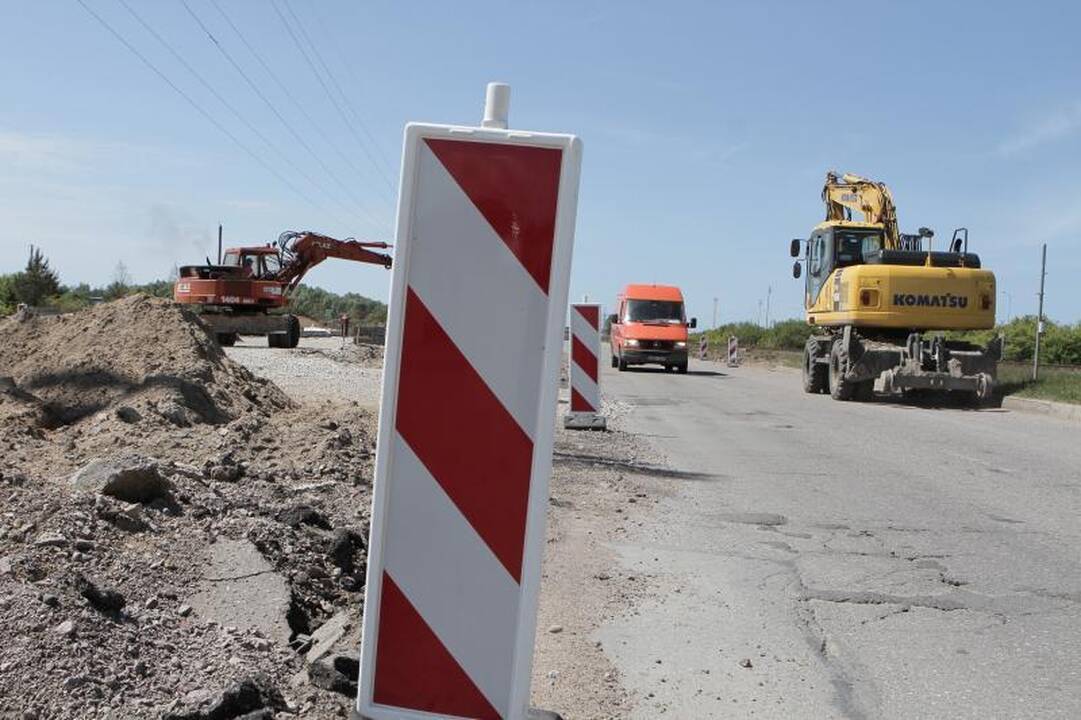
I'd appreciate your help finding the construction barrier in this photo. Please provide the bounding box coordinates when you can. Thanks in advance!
[357,85,581,720]
[354,324,387,346]
[727,336,740,367]
[565,303,606,430]
[698,335,708,361]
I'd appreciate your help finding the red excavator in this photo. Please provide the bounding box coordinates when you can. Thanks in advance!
[173,230,392,347]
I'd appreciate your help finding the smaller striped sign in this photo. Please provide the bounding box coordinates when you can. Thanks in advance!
[565,303,606,430]
[727,335,740,367]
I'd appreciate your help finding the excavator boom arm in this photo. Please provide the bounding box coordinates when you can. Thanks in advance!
[822,171,901,249]
[274,231,393,293]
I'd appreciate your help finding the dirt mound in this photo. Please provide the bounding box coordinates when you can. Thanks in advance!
[0,295,291,433]
[0,297,380,717]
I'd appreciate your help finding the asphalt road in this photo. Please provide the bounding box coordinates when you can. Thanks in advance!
[596,356,1081,719]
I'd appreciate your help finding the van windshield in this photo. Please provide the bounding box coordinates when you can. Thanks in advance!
[625,299,684,324]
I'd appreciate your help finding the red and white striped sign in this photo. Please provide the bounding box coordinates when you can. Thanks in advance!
[565,303,604,429]
[358,123,582,720]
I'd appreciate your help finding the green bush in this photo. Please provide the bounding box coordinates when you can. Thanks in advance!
[0,274,16,315]
[953,316,1081,364]
[698,320,809,351]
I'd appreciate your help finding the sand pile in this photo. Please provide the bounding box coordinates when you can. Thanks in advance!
[0,295,290,435]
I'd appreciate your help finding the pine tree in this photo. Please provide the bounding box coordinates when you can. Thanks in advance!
[12,245,61,306]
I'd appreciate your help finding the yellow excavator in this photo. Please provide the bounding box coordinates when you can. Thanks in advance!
[789,172,1000,402]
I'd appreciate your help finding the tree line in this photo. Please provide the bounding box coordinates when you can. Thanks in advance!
[696,317,1081,366]
[0,246,386,325]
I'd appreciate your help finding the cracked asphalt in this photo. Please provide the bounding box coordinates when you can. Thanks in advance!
[595,354,1081,719]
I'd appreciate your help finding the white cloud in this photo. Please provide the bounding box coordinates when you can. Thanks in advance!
[998,101,1081,156]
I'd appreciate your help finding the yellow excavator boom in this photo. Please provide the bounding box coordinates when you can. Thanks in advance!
[822,171,901,249]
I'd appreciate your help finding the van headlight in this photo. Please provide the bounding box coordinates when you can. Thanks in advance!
[675,341,687,348]
[625,339,640,347]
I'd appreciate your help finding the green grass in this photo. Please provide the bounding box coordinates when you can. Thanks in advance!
[996,363,1081,405]
[739,348,802,369]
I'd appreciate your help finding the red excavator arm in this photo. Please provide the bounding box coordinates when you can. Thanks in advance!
[274,230,393,294]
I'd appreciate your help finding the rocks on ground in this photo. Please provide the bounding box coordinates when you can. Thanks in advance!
[0,296,378,718]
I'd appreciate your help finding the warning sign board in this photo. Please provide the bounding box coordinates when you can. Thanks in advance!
[357,122,582,720]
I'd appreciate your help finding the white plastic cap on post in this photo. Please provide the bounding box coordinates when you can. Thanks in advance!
[482,82,511,129]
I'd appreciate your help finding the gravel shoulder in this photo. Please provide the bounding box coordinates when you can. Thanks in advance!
[530,401,673,719]
[224,337,383,408]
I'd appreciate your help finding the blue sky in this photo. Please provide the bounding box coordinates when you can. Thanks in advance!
[2,0,1079,324]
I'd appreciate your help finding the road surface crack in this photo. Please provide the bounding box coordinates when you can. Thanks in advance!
[801,588,969,612]
[202,570,273,583]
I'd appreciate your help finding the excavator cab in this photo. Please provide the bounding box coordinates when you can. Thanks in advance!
[221,248,282,280]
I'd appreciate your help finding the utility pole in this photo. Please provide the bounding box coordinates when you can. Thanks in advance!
[712,297,718,328]
[757,299,763,326]
[765,286,772,329]
[217,224,223,265]
[1033,244,1047,381]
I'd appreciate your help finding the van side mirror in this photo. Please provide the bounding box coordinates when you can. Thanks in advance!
[790,239,802,258]
[792,261,802,279]
[689,318,697,329]
[607,313,618,326]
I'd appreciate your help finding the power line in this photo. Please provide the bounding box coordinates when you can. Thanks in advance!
[307,1,396,173]
[177,0,387,232]
[115,0,360,230]
[286,0,396,180]
[207,0,395,219]
[74,0,330,219]
[270,0,396,198]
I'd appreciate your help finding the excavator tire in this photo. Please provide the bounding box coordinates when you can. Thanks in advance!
[286,315,301,349]
[266,316,302,348]
[802,342,828,394]
[828,341,855,401]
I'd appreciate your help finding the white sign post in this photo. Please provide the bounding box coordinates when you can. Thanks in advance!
[356,84,582,720]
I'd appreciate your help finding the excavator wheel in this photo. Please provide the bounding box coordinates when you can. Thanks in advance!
[828,341,855,401]
[286,315,301,349]
[972,372,996,407]
[267,316,302,348]
[802,342,828,394]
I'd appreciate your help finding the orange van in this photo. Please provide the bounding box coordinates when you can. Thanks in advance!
[608,284,696,373]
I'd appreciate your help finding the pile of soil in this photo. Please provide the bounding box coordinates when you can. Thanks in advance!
[0,297,377,718]
[0,295,290,435]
